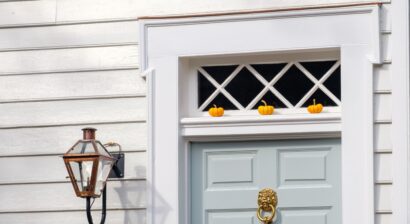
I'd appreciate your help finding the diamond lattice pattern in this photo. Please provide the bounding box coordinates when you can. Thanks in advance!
[198,60,341,111]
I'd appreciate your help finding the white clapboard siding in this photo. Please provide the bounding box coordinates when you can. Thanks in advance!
[56,0,141,22]
[0,21,139,51]
[54,0,386,23]
[0,209,146,224]
[374,123,392,152]
[0,123,147,156]
[0,180,145,212]
[381,3,391,31]
[382,34,391,62]
[374,93,392,121]
[0,45,138,75]
[376,214,392,224]
[0,0,388,28]
[0,97,146,128]
[0,152,146,184]
[374,64,391,92]
[0,69,145,102]
[375,153,392,182]
[0,0,56,27]
[375,184,392,212]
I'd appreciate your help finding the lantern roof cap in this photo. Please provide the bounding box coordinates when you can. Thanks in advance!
[82,127,97,140]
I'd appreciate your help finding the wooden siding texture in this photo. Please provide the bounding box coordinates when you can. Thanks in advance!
[0,0,392,223]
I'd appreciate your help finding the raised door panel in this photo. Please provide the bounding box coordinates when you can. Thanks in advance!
[191,139,341,224]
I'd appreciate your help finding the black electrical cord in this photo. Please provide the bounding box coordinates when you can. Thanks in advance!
[90,198,96,208]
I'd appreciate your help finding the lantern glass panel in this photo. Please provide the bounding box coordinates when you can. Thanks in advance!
[69,160,95,192]
[94,159,115,195]
[95,141,112,157]
[70,141,96,154]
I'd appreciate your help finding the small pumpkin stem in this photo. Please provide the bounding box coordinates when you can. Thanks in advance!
[313,99,316,105]
[213,104,217,108]
[261,100,267,106]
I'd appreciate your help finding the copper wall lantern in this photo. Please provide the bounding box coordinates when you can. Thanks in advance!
[62,128,124,224]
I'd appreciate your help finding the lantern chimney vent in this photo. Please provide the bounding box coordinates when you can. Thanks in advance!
[82,127,96,140]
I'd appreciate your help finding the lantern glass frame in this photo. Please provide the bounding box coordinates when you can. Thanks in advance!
[63,139,116,198]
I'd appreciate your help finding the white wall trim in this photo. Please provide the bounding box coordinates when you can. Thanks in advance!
[140,5,381,224]
[143,67,155,224]
[391,1,410,224]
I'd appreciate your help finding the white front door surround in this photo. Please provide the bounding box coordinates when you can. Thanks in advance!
[139,4,381,224]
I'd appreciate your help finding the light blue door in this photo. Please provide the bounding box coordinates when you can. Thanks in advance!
[191,138,341,224]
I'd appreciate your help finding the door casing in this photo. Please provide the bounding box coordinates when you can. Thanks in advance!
[139,5,381,224]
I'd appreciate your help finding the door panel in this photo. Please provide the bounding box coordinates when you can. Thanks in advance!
[191,139,341,224]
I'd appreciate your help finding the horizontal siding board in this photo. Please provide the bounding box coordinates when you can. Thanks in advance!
[0,21,139,51]
[0,97,146,127]
[56,0,142,22]
[0,209,146,224]
[0,69,145,101]
[374,153,392,182]
[0,180,145,212]
[375,184,392,212]
[375,123,391,151]
[0,0,56,27]
[374,64,391,92]
[374,93,392,121]
[0,152,146,184]
[0,123,147,156]
[55,0,387,23]
[0,45,138,75]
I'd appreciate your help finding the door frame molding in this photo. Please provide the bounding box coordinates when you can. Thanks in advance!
[139,4,381,224]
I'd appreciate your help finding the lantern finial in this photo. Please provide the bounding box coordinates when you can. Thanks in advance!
[82,127,97,140]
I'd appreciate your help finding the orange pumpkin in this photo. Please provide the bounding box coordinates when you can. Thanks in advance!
[258,100,274,115]
[307,99,323,114]
[208,104,224,117]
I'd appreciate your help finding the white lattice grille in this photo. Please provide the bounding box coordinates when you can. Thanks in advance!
[198,60,341,111]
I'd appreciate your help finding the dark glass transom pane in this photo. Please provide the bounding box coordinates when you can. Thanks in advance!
[202,65,238,84]
[323,67,341,100]
[252,91,287,109]
[302,89,337,107]
[197,60,341,112]
[251,63,287,81]
[225,67,265,107]
[198,72,217,107]
[300,61,337,79]
[273,65,314,106]
[207,94,237,110]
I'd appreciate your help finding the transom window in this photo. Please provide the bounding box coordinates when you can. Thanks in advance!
[198,60,341,112]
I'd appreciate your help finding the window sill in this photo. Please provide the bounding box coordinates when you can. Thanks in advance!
[181,113,341,140]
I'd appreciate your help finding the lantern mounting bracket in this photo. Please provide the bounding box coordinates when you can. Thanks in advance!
[109,152,125,178]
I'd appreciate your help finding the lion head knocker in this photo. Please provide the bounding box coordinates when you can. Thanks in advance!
[257,188,278,223]
[258,188,278,210]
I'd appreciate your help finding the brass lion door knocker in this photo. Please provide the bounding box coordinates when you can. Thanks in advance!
[257,188,278,224]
